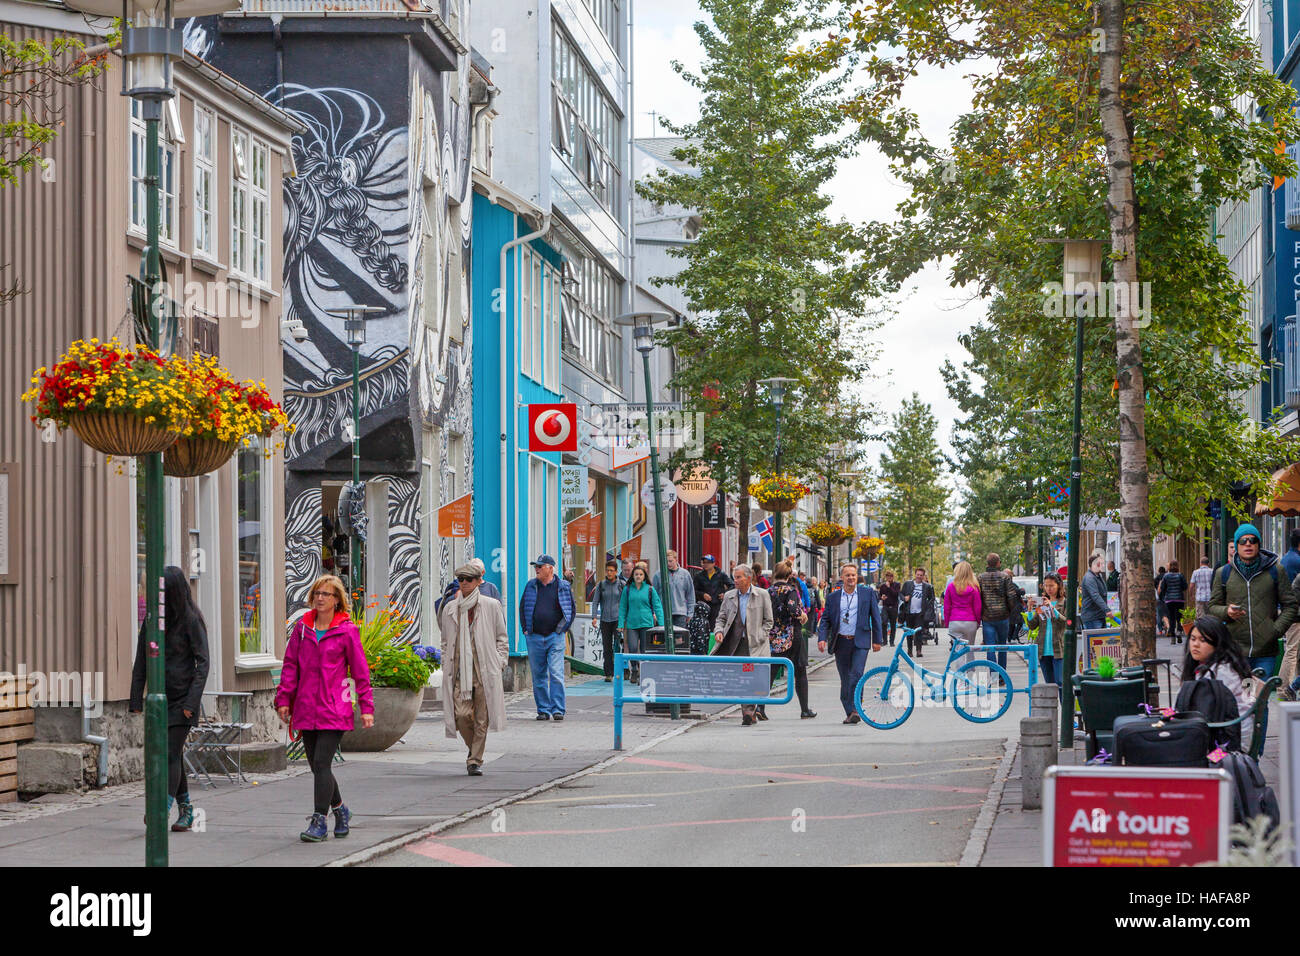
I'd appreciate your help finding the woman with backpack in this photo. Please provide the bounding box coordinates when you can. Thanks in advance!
[1159,560,1188,644]
[769,561,813,719]
[617,565,662,684]
[276,574,374,843]
[1181,616,1256,745]
[129,565,210,833]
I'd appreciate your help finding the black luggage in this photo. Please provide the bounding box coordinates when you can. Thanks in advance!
[1218,751,1280,836]
[1113,712,1211,767]
[1174,678,1242,751]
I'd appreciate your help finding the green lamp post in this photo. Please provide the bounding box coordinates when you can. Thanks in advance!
[58,0,242,868]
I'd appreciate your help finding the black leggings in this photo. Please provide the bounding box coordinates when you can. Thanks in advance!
[778,636,810,711]
[1164,601,1183,635]
[300,729,344,814]
[600,620,620,677]
[167,723,190,802]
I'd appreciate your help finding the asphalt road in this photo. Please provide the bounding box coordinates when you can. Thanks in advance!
[367,636,1030,866]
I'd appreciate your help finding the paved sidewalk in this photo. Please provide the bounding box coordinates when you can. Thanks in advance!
[0,674,727,867]
[975,635,1284,866]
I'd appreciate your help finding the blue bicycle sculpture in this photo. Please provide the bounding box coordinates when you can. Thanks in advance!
[854,625,1013,728]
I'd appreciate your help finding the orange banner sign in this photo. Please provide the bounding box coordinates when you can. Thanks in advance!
[437,492,472,537]
[619,535,642,563]
[566,512,602,547]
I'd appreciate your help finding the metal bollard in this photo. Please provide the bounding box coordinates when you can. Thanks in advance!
[1020,716,1055,811]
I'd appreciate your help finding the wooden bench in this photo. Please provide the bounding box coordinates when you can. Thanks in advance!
[0,677,36,803]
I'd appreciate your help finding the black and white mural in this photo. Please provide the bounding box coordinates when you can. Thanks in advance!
[195,4,475,638]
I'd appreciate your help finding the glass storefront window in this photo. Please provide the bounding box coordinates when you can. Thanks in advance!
[236,439,267,655]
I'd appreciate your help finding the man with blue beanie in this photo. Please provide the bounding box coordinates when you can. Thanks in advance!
[1209,523,1297,741]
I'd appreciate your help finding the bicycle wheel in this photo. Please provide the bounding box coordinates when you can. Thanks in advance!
[855,666,914,729]
[951,660,1013,723]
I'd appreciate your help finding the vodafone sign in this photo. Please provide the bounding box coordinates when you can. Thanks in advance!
[528,403,578,452]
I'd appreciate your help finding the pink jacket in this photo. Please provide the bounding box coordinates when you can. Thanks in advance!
[275,611,374,731]
[943,582,982,627]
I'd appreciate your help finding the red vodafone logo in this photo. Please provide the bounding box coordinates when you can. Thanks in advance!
[528,403,578,452]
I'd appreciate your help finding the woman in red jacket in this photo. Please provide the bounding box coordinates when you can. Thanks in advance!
[276,575,374,842]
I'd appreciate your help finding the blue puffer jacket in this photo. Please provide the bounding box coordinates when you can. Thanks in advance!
[519,576,575,636]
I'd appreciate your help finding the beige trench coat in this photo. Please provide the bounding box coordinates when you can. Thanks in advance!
[713,586,774,657]
[438,593,510,739]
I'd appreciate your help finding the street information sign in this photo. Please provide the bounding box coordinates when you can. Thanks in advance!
[639,658,771,699]
[1043,766,1231,866]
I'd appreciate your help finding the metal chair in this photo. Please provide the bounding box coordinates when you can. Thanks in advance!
[1076,677,1147,759]
[1208,674,1281,761]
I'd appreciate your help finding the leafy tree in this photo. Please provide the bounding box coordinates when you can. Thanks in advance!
[878,394,950,573]
[797,0,1300,663]
[2,31,108,302]
[638,0,883,563]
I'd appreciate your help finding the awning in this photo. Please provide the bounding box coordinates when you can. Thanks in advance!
[1257,463,1300,517]
[1001,513,1122,533]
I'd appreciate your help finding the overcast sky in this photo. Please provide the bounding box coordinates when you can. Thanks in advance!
[633,1,986,481]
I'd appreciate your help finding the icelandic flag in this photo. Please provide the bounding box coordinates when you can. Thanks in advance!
[754,517,775,552]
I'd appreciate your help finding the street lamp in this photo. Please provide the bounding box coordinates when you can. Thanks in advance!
[758,377,797,562]
[614,311,678,719]
[59,0,240,869]
[325,306,385,598]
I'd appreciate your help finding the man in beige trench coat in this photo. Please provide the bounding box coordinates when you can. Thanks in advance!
[711,565,774,726]
[438,561,509,775]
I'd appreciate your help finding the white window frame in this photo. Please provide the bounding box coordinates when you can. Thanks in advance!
[233,438,277,667]
[230,127,270,284]
[529,456,557,564]
[250,138,270,282]
[193,104,216,259]
[231,127,250,277]
[129,99,178,247]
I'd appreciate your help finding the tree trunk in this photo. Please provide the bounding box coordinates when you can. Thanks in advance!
[738,462,751,568]
[1098,0,1156,665]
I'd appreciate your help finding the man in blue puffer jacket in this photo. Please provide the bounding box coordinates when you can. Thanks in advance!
[519,555,575,721]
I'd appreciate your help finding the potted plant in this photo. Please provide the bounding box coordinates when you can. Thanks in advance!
[1181,605,1197,637]
[341,595,425,752]
[749,474,813,513]
[806,520,854,546]
[22,338,186,455]
[164,355,291,476]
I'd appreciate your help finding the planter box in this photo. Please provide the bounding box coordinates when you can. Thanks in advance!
[340,685,424,752]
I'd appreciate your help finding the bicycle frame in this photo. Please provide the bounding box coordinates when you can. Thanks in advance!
[881,626,973,704]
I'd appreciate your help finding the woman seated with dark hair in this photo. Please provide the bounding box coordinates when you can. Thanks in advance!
[1181,616,1256,743]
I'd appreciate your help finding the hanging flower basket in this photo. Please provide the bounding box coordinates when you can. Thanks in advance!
[163,435,239,476]
[749,475,812,514]
[806,521,855,546]
[852,536,885,560]
[68,410,178,456]
[172,355,292,453]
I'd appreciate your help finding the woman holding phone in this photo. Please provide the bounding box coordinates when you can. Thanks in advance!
[1029,573,1067,698]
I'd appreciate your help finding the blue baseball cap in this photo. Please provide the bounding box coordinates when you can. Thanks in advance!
[531,554,556,568]
[702,553,716,563]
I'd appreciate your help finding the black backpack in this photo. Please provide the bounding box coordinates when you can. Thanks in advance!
[1217,751,1280,838]
[1174,678,1242,752]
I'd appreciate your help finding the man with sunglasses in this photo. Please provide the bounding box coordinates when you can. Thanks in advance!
[1210,523,1298,739]
[438,563,508,775]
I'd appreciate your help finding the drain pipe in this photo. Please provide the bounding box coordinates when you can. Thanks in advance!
[81,696,109,788]
[499,212,550,650]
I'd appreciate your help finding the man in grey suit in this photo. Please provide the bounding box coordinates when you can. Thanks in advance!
[712,565,774,726]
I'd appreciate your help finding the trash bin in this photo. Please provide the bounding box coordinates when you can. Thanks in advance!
[643,625,691,716]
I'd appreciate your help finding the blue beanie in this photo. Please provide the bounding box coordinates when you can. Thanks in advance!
[1234,523,1261,545]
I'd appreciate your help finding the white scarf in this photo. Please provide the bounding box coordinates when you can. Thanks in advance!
[455,587,481,700]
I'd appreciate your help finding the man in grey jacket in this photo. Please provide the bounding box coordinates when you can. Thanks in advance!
[590,559,624,682]
[653,549,697,632]
[1080,551,1110,629]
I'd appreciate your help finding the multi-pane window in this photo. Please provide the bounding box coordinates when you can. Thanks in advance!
[231,128,270,282]
[551,19,622,214]
[519,244,562,389]
[561,255,621,385]
[236,439,270,656]
[580,0,620,54]
[129,99,178,245]
[193,105,216,257]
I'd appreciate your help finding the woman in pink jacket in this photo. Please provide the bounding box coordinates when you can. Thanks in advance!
[943,561,983,664]
[275,574,374,843]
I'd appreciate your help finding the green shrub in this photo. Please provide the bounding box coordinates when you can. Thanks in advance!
[367,644,432,693]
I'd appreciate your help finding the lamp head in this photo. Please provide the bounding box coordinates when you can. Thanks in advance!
[325,305,385,349]
[758,376,797,410]
[613,310,672,355]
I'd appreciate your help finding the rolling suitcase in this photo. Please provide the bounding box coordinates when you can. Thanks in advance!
[1113,712,1211,767]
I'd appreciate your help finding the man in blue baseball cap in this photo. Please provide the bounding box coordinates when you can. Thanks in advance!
[692,553,733,631]
[519,554,574,720]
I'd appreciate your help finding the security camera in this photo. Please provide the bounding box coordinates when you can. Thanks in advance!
[281,318,309,344]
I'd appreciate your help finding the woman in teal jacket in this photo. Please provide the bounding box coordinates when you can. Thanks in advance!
[618,566,663,682]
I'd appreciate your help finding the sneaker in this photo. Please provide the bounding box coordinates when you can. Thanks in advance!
[332,803,351,838]
[553,713,565,721]
[171,800,195,832]
[467,764,483,776]
[800,710,817,719]
[536,713,551,721]
[300,813,329,843]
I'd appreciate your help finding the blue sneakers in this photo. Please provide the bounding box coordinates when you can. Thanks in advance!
[332,803,351,838]
[300,812,329,843]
